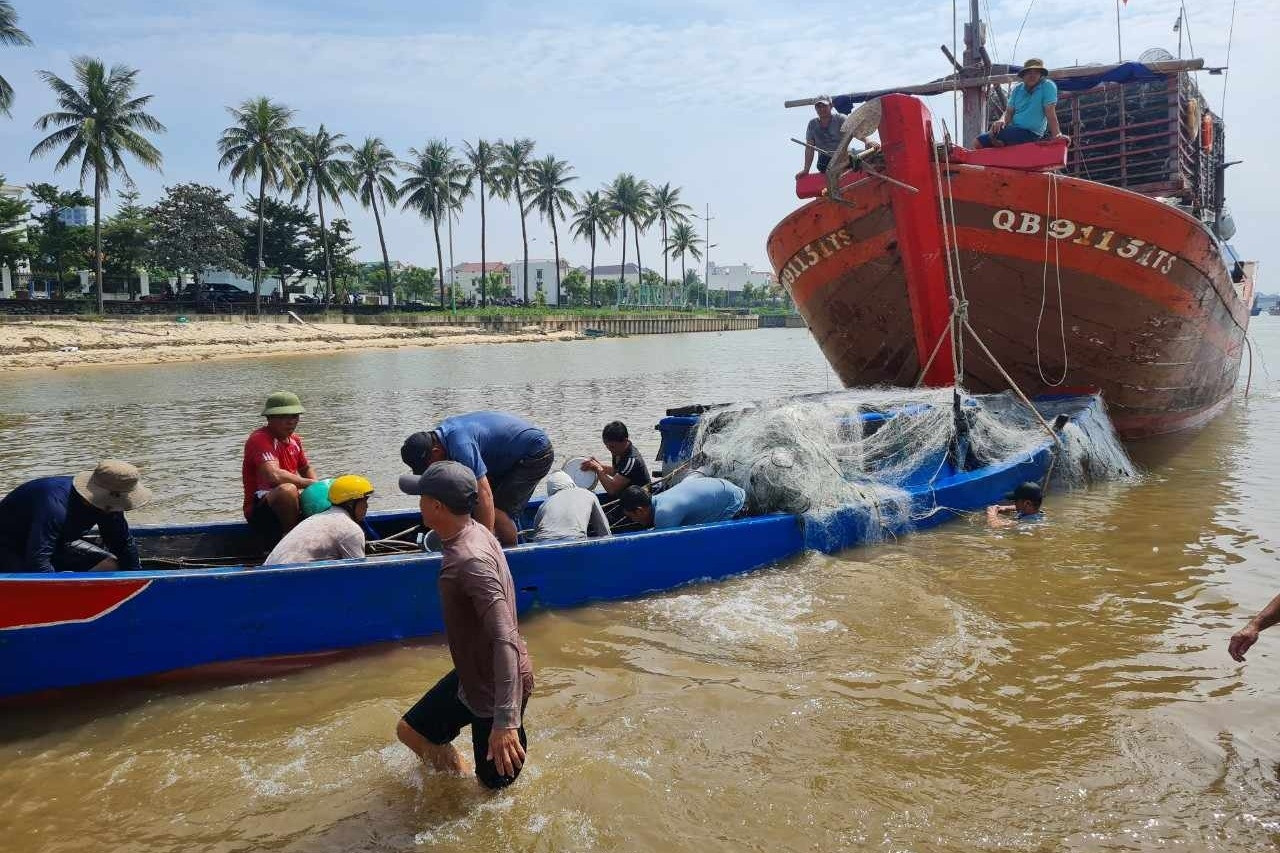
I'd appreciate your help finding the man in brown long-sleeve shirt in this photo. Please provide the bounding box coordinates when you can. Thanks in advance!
[396,461,535,789]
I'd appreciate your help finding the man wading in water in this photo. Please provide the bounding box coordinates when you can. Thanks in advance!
[395,461,534,789]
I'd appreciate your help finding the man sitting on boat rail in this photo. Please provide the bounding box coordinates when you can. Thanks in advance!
[400,411,554,548]
[242,391,320,549]
[0,460,152,573]
[618,473,746,531]
[796,95,847,180]
[580,420,651,496]
[975,59,1064,149]
[263,475,374,566]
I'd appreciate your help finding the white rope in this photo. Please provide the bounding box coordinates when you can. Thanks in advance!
[1221,0,1237,120]
[1036,172,1069,386]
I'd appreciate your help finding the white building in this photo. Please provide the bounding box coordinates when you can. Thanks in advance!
[705,262,775,295]
[447,262,510,298]
[1,184,31,297]
[57,206,92,227]
[511,258,570,305]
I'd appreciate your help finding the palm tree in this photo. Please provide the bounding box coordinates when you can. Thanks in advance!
[497,138,535,297]
[217,96,299,313]
[605,173,646,307]
[350,137,399,306]
[526,155,577,300]
[570,190,616,307]
[30,58,164,314]
[649,183,691,297]
[399,140,469,306]
[0,2,32,117]
[630,180,653,304]
[294,125,353,305]
[666,221,703,303]
[463,139,500,308]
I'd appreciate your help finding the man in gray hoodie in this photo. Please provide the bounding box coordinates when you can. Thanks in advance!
[530,471,612,543]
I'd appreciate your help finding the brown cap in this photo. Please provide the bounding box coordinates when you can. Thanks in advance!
[73,460,153,512]
[1018,58,1048,78]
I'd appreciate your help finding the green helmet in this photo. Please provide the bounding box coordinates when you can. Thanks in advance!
[262,391,305,416]
[300,479,334,517]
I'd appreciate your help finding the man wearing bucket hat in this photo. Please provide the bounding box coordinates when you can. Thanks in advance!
[395,461,534,790]
[241,391,320,549]
[0,460,152,573]
[263,475,374,566]
[975,59,1065,148]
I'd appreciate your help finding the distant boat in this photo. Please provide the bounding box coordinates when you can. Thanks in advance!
[0,394,1107,700]
[770,9,1254,440]
[1269,304,1280,316]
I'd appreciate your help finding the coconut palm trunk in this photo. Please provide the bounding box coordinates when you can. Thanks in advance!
[92,171,103,312]
[432,213,446,306]
[372,200,392,305]
[633,220,642,306]
[515,182,528,302]
[479,175,487,308]
[317,190,332,304]
[588,230,597,307]
[254,172,266,313]
[551,214,562,297]
[617,217,627,308]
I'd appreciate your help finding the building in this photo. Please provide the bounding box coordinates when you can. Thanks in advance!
[511,258,570,304]
[706,262,776,302]
[201,268,323,302]
[57,206,92,227]
[0,184,31,296]
[582,263,643,281]
[447,262,510,298]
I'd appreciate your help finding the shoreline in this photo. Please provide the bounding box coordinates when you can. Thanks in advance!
[0,320,582,372]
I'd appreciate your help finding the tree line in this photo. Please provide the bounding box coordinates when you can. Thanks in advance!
[0,5,731,312]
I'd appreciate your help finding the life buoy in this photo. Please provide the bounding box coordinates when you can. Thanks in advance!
[1201,112,1214,152]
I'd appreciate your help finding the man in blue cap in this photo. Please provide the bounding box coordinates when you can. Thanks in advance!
[400,411,553,547]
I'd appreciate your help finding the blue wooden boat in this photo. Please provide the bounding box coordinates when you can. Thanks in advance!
[0,394,1110,700]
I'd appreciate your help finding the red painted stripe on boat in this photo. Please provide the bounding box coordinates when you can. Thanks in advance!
[0,578,151,630]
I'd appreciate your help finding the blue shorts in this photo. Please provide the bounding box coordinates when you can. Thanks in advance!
[977,126,1042,148]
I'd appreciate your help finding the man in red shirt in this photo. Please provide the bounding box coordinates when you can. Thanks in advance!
[242,391,319,548]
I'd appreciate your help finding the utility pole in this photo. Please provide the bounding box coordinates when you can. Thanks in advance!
[703,202,713,309]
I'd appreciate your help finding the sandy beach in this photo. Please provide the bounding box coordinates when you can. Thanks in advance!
[0,319,579,371]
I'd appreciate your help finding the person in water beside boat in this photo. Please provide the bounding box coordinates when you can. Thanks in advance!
[985,481,1044,527]
[396,461,534,789]
[1228,593,1280,662]
[796,94,847,179]
[618,473,746,530]
[530,471,612,543]
[242,391,319,549]
[400,411,554,547]
[263,475,375,566]
[975,59,1065,149]
[579,420,651,495]
[0,460,152,573]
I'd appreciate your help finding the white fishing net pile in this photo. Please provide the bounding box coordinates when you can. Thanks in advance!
[688,388,1133,531]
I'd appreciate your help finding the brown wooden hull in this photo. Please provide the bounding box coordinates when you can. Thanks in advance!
[768,97,1252,440]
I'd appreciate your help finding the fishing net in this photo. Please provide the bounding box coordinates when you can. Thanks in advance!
[688,387,1133,535]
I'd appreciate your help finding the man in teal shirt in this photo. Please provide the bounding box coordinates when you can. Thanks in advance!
[975,58,1065,148]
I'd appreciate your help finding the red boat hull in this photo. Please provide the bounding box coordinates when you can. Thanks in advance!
[768,95,1253,439]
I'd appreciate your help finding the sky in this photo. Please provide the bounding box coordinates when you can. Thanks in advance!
[0,0,1275,278]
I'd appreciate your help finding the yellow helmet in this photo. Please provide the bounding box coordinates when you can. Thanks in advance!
[328,474,375,506]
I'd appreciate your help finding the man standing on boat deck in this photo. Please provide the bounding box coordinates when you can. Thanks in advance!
[618,474,746,530]
[0,460,152,573]
[796,95,848,179]
[395,461,534,789]
[263,475,374,565]
[975,59,1064,148]
[242,391,319,549]
[580,420,651,496]
[400,411,554,547]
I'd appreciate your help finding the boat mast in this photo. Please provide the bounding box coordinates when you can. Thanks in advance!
[960,0,987,145]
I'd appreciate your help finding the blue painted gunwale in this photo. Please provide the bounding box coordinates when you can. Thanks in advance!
[0,396,1103,700]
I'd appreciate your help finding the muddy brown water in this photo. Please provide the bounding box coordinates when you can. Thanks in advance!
[1,327,1279,851]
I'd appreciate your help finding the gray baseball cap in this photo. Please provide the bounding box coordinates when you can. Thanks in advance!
[398,460,478,514]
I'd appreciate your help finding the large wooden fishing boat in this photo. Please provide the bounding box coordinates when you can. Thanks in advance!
[768,11,1254,440]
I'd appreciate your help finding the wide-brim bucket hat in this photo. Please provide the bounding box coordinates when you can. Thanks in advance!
[1018,58,1049,78]
[73,460,153,512]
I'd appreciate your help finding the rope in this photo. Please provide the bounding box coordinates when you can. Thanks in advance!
[1036,172,1069,386]
[1221,0,1237,119]
[1244,335,1254,398]
[1010,0,1036,62]
[963,317,1061,444]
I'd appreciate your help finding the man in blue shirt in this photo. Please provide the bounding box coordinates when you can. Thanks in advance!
[401,412,554,546]
[618,474,746,530]
[975,58,1064,148]
[0,460,153,573]
[986,481,1045,528]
